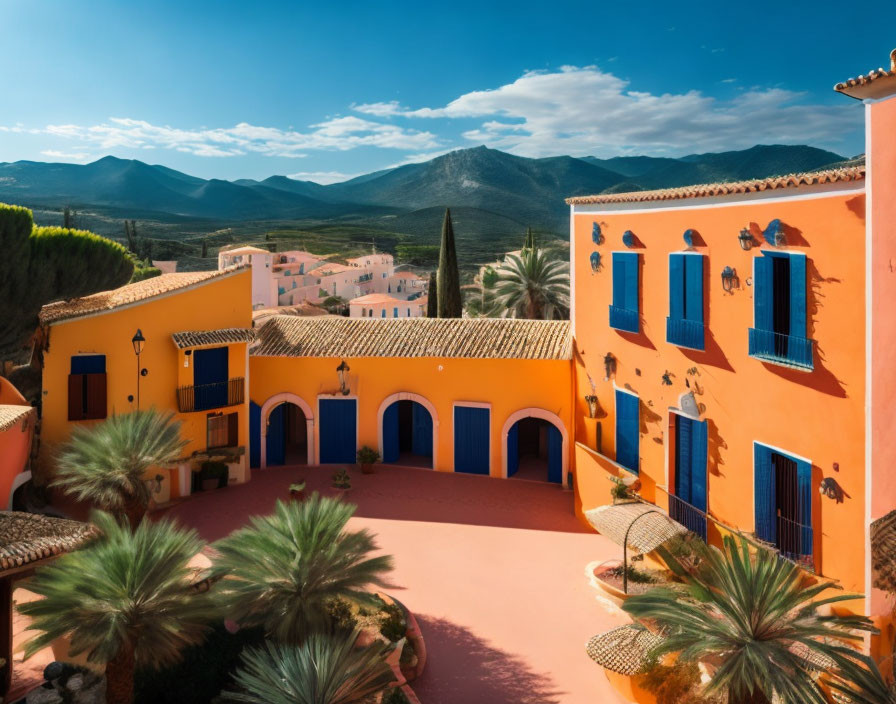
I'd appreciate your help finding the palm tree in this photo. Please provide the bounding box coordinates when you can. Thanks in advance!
[827,650,896,704]
[493,247,569,319]
[223,632,395,704]
[53,408,188,527]
[623,536,876,704]
[18,512,213,704]
[211,494,394,644]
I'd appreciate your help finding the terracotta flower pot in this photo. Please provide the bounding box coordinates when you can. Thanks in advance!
[361,463,375,474]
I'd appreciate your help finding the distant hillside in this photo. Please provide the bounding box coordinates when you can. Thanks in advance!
[0,143,850,240]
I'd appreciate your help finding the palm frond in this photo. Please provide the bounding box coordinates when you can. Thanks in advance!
[211,494,394,644]
[491,247,569,320]
[223,632,395,704]
[18,511,213,668]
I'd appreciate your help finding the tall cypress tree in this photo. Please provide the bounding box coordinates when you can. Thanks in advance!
[523,226,536,252]
[436,208,462,318]
[426,271,438,318]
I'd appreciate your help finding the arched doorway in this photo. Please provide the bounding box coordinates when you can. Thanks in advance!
[378,393,437,469]
[502,409,568,484]
[258,393,315,468]
[266,402,308,466]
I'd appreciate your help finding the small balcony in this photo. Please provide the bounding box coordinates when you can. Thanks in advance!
[666,317,705,350]
[667,494,707,541]
[748,328,814,371]
[177,378,245,413]
[608,305,639,333]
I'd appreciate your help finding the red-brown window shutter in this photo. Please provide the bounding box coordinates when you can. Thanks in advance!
[85,374,107,420]
[68,374,84,421]
[227,412,239,447]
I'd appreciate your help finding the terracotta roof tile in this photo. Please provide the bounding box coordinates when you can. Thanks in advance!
[252,316,571,360]
[170,328,256,350]
[350,294,401,305]
[565,166,865,206]
[40,266,246,325]
[871,509,896,593]
[0,512,96,572]
[0,405,34,433]
[834,49,896,99]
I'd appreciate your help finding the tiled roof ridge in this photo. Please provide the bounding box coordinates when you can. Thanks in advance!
[0,511,97,572]
[252,316,572,360]
[0,404,34,433]
[171,327,256,350]
[565,165,865,206]
[834,49,896,97]
[40,265,247,325]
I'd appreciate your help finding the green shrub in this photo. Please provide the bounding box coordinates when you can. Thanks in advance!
[193,461,229,491]
[610,481,631,501]
[641,660,714,704]
[379,603,406,642]
[135,623,265,704]
[324,597,357,633]
[381,686,410,704]
[356,446,380,465]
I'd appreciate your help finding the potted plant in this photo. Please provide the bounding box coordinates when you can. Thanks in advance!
[611,479,634,504]
[332,467,351,492]
[289,480,306,501]
[357,446,381,474]
[194,461,229,492]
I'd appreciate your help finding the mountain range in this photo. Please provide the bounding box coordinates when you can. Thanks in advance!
[0,144,855,234]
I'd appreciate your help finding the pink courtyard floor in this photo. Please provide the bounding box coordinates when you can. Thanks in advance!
[163,464,630,704]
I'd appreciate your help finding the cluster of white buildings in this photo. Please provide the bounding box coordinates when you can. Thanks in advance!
[217,246,428,316]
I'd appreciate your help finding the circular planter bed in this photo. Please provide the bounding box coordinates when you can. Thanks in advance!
[592,560,669,600]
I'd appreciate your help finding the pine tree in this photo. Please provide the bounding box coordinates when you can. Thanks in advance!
[436,208,462,318]
[201,239,208,258]
[124,221,136,253]
[426,271,438,318]
[63,207,73,229]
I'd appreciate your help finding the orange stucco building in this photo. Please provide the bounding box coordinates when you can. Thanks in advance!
[568,49,896,657]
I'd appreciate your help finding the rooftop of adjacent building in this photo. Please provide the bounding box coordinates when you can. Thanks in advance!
[350,293,403,305]
[252,315,571,360]
[218,245,272,257]
[564,164,865,207]
[39,266,247,325]
[835,48,896,100]
[312,262,354,275]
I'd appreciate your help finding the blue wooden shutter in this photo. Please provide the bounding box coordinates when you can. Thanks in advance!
[249,401,261,468]
[194,347,229,410]
[411,403,433,458]
[624,253,639,313]
[319,399,357,464]
[789,254,807,338]
[669,255,685,321]
[612,253,626,309]
[71,355,106,374]
[507,422,519,477]
[454,406,490,475]
[266,404,285,466]
[797,458,812,555]
[382,402,399,463]
[547,424,563,484]
[615,390,639,473]
[690,419,708,514]
[754,256,774,331]
[754,444,776,543]
[675,416,693,503]
[684,256,704,323]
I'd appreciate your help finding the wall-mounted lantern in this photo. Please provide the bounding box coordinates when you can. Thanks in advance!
[592,222,603,245]
[590,251,601,272]
[622,230,635,248]
[721,266,738,292]
[336,359,351,396]
[132,329,146,409]
[603,353,616,381]
[683,229,696,247]
[585,394,598,418]
[738,228,755,251]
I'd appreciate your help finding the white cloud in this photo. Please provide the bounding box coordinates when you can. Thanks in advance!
[40,149,91,161]
[38,116,440,158]
[286,170,362,185]
[353,66,860,158]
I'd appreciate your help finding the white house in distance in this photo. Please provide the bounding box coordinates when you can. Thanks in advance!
[350,293,428,318]
[218,245,426,311]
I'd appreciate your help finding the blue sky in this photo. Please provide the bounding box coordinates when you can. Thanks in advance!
[0,0,886,182]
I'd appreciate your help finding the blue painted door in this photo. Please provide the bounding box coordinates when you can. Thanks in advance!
[266,403,285,466]
[507,422,519,477]
[249,401,261,468]
[194,346,228,410]
[382,402,400,463]
[454,406,490,474]
[547,423,562,484]
[319,398,357,464]
[411,403,433,457]
[615,390,639,473]
[673,416,707,539]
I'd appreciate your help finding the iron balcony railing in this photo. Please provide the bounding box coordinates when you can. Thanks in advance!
[177,377,245,413]
[609,305,639,333]
[775,512,814,570]
[748,328,814,370]
[666,317,705,350]
[667,494,708,541]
